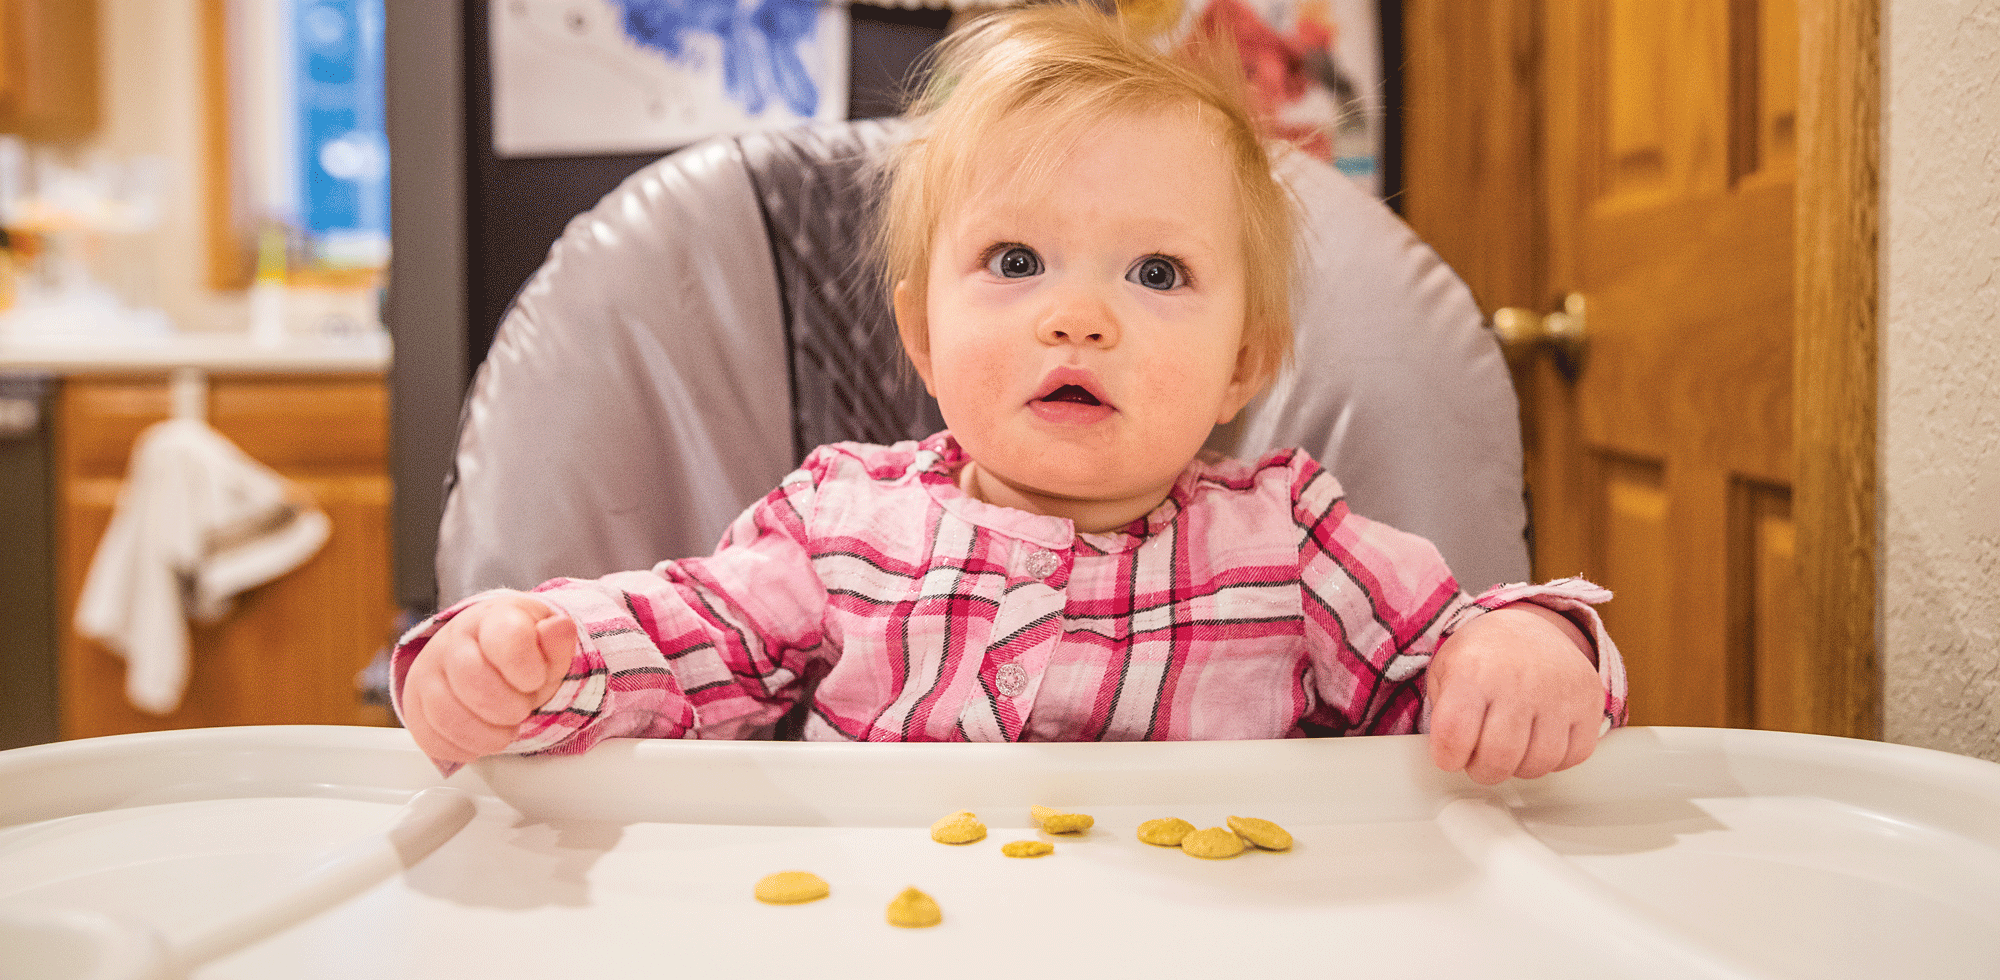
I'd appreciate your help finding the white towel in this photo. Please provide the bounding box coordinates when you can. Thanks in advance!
[75,417,332,715]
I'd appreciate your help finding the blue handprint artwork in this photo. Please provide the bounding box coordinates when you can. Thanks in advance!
[615,0,822,118]
[490,0,846,157]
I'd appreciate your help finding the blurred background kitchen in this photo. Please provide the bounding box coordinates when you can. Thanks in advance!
[0,0,1992,763]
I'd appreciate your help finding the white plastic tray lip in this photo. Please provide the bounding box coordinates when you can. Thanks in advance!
[0,726,448,829]
[1505,727,2000,848]
[4,725,2000,840]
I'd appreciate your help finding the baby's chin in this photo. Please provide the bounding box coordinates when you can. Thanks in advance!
[968,461,1182,531]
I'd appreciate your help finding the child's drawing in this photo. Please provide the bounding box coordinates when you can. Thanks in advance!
[616,0,823,119]
[490,0,848,158]
[1141,0,1384,195]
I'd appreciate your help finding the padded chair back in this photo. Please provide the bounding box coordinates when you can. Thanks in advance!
[435,119,1528,606]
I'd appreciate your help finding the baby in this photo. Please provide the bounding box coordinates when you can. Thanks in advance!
[394,4,1626,785]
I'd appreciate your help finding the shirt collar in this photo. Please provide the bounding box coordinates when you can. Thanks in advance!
[914,432,1204,553]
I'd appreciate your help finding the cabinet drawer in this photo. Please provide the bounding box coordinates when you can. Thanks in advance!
[58,373,388,478]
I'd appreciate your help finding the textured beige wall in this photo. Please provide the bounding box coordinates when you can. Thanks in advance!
[1882,0,2000,760]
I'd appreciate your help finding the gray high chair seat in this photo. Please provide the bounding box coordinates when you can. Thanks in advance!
[436,118,1528,607]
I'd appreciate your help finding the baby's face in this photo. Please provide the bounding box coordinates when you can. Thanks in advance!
[899,107,1258,533]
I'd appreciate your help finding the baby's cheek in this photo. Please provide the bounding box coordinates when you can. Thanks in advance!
[926,353,1010,431]
[940,343,1016,394]
[1138,356,1237,419]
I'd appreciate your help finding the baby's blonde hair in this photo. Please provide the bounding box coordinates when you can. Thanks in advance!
[879,3,1296,389]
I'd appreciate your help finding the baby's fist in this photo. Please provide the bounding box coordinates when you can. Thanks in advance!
[1427,602,1603,785]
[402,594,576,763]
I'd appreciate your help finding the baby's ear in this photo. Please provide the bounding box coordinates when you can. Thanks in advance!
[1214,342,1268,425]
[893,280,937,395]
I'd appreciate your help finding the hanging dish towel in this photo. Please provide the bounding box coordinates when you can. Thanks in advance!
[75,417,331,715]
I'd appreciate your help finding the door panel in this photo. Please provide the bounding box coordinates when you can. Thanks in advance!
[1739,0,1799,183]
[1738,479,1804,731]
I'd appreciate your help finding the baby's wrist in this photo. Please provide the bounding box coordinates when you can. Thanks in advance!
[1491,601,1597,667]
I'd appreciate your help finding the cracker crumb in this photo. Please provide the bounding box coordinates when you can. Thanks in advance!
[887,886,943,927]
[1226,815,1294,851]
[930,810,987,845]
[1001,839,1055,858]
[1136,817,1196,846]
[1030,804,1095,834]
[754,870,830,904]
[1179,826,1246,859]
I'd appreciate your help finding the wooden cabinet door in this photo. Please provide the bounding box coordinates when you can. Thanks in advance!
[0,0,100,140]
[55,374,396,738]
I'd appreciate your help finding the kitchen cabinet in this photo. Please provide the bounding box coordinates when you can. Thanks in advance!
[54,370,396,738]
[0,0,100,140]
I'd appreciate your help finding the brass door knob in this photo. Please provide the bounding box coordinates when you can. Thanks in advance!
[1494,292,1588,381]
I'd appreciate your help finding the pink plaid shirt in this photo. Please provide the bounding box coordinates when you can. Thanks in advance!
[394,434,1626,755]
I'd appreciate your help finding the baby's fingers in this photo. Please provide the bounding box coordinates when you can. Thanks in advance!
[438,630,545,729]
[1556,715,1602,772]
[1509,716,1572,781]
[405,677,514,762]
[531,612,578,703]
[1427,690,1486,776]
[1461,706,1533,785]
[476,599,566,694]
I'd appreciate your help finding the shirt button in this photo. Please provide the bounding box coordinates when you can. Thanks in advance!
[1024,549,1061,580]
[995,663,1029,697]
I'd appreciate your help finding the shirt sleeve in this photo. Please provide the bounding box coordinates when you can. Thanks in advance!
[1292,461,1469,736]
[1290,457,1626,736]
[390,461,835,764]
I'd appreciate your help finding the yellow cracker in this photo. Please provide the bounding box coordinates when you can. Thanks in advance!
[930,810,987,844]
[1179,826,1246,859]
[1136,817,1196,846]
[887,886,943,928]
[1001,839,1055,858]
[754,870,829,904]
[1030,804,1095,834]
[1226,815,1294,851]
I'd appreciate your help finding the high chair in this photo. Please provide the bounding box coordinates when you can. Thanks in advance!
[434,118,1529,606]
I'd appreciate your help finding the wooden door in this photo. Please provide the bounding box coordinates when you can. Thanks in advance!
[1407,0,1807,729]
[1536,0,1799,729]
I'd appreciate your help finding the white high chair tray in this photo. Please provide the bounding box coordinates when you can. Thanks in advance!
[1,725,1997,979]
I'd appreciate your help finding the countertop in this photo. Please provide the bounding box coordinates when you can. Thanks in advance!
[0,331,392,374]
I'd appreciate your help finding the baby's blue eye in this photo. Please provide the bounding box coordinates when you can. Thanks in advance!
[1129,257,1182,290]
[987,246,1042,278]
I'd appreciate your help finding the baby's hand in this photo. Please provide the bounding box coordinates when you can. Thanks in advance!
[1426,602,1604,785]
[402,594,577,764]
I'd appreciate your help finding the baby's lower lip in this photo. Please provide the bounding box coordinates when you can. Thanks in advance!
[1029,399,1115,425]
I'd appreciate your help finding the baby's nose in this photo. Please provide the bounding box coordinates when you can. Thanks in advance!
[1036,295,1120,347]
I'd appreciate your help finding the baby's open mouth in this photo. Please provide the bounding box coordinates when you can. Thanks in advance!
[1039,384,1102,406]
